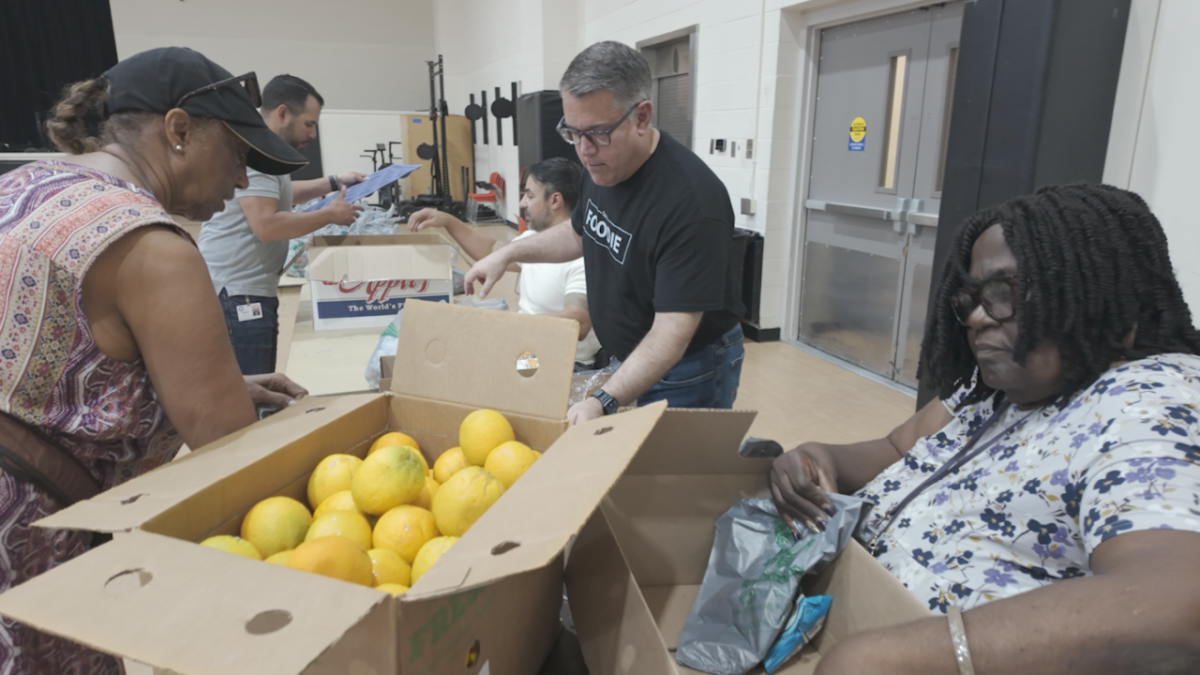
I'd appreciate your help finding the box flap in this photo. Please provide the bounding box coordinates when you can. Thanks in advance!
[407,401,669,599]
[36,392,383,533]
[624,408,760,476]
[0,531,391,675]
[392,299,578,420]
[308,234,453,282]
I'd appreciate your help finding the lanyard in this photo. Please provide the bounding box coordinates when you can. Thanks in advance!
[864,398,1037,555]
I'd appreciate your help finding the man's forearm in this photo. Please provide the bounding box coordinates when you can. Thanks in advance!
[292,177,334,203]
[601,312,701,404]
[250,209,340,242]
[434,216,501,263]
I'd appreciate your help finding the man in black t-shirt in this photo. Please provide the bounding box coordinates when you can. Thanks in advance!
[465,41,745,424]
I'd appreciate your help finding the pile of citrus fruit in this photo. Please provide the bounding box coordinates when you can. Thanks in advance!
[198,408,541,596]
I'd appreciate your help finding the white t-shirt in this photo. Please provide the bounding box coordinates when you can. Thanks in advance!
[513,230,602,365]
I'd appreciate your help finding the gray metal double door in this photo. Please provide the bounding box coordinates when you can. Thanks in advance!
[799,3,962,387]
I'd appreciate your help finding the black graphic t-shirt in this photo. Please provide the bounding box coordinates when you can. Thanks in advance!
[571,131,744,361]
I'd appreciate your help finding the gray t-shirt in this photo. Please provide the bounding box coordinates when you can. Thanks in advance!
[198,169,293,297]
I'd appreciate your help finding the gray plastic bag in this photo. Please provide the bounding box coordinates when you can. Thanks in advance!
[675,493,872,675]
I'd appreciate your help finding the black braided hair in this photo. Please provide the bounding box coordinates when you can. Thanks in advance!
[919,183,1200,407]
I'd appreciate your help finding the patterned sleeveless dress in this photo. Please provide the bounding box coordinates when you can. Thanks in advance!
[0,161,186,674]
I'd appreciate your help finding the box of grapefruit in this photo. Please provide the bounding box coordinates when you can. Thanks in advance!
[0,300,672,675]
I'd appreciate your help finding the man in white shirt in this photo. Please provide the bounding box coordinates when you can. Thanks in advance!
[407,158,601,369]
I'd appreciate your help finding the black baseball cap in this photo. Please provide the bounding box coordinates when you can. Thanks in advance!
[102,47,308,175]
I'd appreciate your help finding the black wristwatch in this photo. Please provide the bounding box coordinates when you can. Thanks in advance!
[327,175,339,192]
[590,389,619,415]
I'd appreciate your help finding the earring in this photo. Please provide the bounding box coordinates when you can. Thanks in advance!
[175,145,183,152]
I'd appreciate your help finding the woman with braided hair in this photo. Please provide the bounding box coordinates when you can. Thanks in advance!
[0,47,311,673]
[771,184,1200,674]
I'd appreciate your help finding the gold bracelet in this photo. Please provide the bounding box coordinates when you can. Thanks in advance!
[947,605,976,675]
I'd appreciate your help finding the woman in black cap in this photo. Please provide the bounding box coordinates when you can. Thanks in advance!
[0,47,310,673]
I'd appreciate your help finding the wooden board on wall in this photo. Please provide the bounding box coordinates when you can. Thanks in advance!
[399,114,474,202]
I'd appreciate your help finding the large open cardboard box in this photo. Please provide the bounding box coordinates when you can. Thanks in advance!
[0,300,680,675]
[566,410,933,675]
[307,233,455,330]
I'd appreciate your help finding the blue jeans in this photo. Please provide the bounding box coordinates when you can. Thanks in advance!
[613,323,745,409]
[218,289,280,376]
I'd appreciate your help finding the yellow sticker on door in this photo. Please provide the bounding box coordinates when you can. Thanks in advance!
[849,117,867,151]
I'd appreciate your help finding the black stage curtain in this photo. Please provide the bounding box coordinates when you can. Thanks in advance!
[1,1,119,151]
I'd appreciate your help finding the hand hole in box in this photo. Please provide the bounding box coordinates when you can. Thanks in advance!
[426,339,447,365]
[515,350,539,378]
[593,427,613,436]
[105,569,153,595]
[120,493,147,505]
[491,541,520,555]
[245,609,293,635]
[305,407,326,414]
[464,639,481,667]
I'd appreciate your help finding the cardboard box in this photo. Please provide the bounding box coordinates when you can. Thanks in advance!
[307,233,455,331]
[0,300,678,675]
[565,410,933,675]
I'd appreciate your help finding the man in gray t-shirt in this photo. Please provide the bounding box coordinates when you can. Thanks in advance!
[199,74,363,375]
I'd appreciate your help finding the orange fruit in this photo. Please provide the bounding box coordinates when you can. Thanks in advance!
[287,535,373,586]
[483,441,541,489]
[459,409,514,466]
[432,447,472,484]
[373,505,439,564]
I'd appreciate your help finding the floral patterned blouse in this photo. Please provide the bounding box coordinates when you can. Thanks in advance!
[857,354,1200,614]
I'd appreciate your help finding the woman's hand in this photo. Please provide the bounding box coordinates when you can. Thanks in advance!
[243,373,308,409]
[769,443,839,535]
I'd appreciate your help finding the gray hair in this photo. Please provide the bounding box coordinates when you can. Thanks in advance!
[559,41,652,110]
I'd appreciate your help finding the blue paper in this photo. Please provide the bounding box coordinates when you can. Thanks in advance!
[302,164,422,212]
[763,594,833,673]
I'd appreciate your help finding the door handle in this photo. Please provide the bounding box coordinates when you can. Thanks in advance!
[805,200,896,221]
[908,212,939,227]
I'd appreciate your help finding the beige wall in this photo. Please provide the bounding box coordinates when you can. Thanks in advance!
[109,0,437,112]
[1104,0,1200,314]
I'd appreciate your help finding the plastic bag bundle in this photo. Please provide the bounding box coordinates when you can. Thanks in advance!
[675,494,872,675]
[284,203,405,277]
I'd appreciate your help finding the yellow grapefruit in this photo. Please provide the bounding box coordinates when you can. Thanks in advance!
[368,548,412,587]
[240,496,312,558]
[431,467,505,536]
[483,441,541,489]
[459,409,514,466]
[375,583,409,596]
[313,490,366,520]
[372,505,439,563]
[351,446,426,515]
[305,510,374,551]
[307,454,364,509]
[199,535,262,561]
[432,447,472,484]
[264,550,293,566]
[412,475,440,510]
[411,535,459,584]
